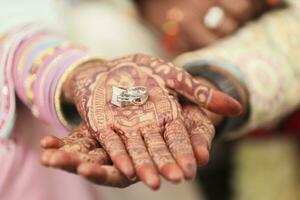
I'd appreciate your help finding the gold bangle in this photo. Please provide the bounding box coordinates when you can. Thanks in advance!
[54,57,105,129]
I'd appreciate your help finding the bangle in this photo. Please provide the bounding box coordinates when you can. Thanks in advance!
[54,56,104,129]
[33,47,77,119]
[25,39,64,103]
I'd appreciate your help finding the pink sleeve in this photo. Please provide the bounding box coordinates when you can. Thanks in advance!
[0,24,92,138]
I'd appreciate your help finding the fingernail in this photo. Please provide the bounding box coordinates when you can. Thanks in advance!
[185,163,196,180]
[114,155,135,179]
[138,165,160,190]
[162,164,183,183]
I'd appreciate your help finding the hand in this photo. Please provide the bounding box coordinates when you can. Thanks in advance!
[40,104,215,188]
[40,123,137,188]
[63,54,241,189]
[138,0,272,52]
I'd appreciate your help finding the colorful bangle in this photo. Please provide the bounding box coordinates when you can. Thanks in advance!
[24,39,66,104]
[33,47,77,119]
[52,53,94,129]
[7,26,105,133]
[13,32,59,103]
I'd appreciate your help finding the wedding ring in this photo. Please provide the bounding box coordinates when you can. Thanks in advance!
[203,6,225,29]
[111,86,149,107]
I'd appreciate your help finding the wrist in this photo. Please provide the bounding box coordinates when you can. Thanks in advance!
[183,60,250,135]
[62,59,105,103]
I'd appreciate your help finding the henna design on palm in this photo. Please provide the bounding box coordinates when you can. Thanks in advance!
[70,62,195,189]
[43,54,241,189]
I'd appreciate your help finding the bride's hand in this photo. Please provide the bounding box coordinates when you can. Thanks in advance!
[40,123,137,188]
[61,54,241,189]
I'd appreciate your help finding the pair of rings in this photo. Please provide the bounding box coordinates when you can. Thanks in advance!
[111,86,149,107]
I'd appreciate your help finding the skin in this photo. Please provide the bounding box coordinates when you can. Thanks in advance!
[40,124,135,188]
[138,0,274,52]
[40,104,215,188]
[41,54,242,189]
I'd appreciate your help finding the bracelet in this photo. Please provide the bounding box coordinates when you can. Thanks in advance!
[25,39,64,103]
[8,26,105,133]
[54,56,104,129]
[33,47,77,119]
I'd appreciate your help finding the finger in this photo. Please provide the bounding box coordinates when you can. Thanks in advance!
[60,137,99,153]
[181,19,219,49]
[40,136,64,149]
[61,124,90,144]
[88,148,112,165]
[175,73,242,116]
[122,130,160,190]
[169,75,242,115]
[218,0,254,22]
[78,163,137,188]
[40,124,90,149]
[133,54,242,116]
[183,105,215,165]
[40,149,111,173]
[141,126,183,183]
[213,11,239,36]
[97,128,135,180]
[40,149,56,166]
[164,119,197,180]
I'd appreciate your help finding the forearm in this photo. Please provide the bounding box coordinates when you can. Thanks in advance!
[174,6,300,138]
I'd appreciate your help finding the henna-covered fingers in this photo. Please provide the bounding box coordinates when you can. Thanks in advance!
[69,55,223,188]
[164,119,197,180]
[41,148,111,172]
[40,135,64,149]
[119,129,160,190]
[133,54,242,116]
[41,124,91,150]
[77,164,137,188]
[40,124,111,172]
[97,128,135,180]
[182,105,215,165]
[41,135,111,172]
[141,126,184,183]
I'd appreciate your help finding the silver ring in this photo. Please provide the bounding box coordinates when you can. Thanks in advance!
[111,86,149,107]
[203,6,225,29]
